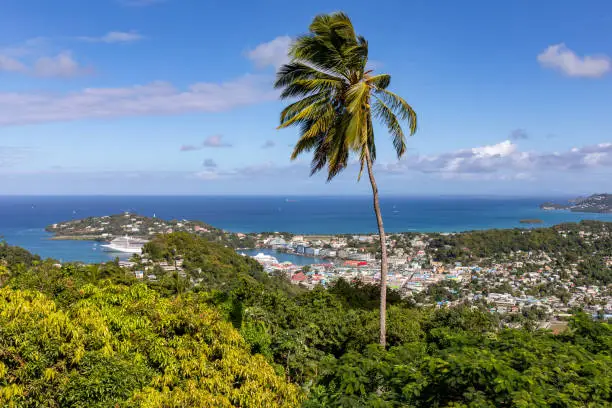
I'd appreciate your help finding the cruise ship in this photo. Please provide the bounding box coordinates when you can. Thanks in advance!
[101,236,147,254]
[250,252,279,265]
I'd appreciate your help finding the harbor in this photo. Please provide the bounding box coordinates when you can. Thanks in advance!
[240,248,326,266]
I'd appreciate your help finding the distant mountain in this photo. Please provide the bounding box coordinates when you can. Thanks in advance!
[540,194,612,213]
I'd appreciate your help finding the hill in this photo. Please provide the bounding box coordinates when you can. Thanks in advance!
[45,212,255,248]
[1,234,610,407]
[541,193,612,213]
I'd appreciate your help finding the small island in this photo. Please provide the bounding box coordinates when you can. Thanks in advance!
[540,193,612,214]
[540,203,568,211]
[519,219,543,224]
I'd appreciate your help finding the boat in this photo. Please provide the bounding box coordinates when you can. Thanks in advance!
[101,236,147,254]
[251,252,279,265]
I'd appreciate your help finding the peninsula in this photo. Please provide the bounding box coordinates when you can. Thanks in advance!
[45,212,255,248]
[540,193,612,213]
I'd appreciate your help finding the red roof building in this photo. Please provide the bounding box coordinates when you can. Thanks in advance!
[291,272,307,282]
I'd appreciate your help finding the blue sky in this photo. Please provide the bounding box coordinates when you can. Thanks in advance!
[1,0,611,195]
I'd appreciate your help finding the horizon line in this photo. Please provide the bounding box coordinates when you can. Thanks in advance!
[0,193,589,198]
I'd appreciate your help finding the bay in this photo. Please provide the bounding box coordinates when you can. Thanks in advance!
[239,249,327,266]
[0,195,610,263]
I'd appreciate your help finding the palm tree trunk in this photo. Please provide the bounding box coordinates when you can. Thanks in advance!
[364,145,388,347]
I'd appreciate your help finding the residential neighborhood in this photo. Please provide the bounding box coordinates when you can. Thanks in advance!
[122,220,612,330]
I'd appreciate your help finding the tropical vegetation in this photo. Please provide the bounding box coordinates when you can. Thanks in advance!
[0,235,610,407]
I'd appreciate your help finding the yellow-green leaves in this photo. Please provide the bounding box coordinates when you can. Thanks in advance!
[0,285,303,407]
[43,368,57,382]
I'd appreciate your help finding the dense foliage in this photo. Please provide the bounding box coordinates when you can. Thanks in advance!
[0,283,301,407]
[306,314,611,407]
[143,232,301,296]
[1,231,611,407]
[429,221,612,284]
[430,221,611,261]
[0,241,41,267]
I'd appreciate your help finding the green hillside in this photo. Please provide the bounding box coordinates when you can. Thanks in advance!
[0,234,610,407]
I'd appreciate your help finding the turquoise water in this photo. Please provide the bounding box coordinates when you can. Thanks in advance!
[0,195,610,263]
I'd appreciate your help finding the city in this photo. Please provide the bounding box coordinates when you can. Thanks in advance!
[123,220,611,331]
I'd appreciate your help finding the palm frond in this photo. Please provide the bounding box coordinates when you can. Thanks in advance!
[279,78,342,100]
[324,113,351,180]
[346,81,369,113]
[279,93,327,124]
[308,14,334,36]
[299,104,336,139]
[374,89,417,135]
[278,99,329,129]
[310,137,330,175]
[367,74,390,90]
[327,12,355,38]
[274,62,343,90]
[373,97,406,157]
[344,38,368,74]
[290,12,363,81]
[326,133,349,181]
[345,82,370,148]
[291,131,323,160]
[289,36,348,77]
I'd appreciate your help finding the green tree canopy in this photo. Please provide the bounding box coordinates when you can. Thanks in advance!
[0,284,302,407]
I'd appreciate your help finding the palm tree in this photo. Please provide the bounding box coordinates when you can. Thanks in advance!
[274,12,417,347]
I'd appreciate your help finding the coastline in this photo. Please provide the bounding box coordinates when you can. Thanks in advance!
[49,235,110,241]
[8,195,612,235]
[2,195,612,264]
[45,218,612,243]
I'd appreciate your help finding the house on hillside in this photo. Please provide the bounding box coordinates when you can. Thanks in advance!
[291,272,307,284]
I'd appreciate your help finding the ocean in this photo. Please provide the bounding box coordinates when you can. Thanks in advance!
[1,195,611,264]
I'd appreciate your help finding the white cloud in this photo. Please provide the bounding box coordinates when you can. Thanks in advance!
[182,135,232,150]
[203,135,231,147]
[1,38,86,77]
[192,140,612,184]
[0,37,48,59]
[192,161,308,182]
[537,43,611,78]
[380,140,612,180]
[79,31,144,44]
[0,75,277,126]
[33,51,89,77]
[194,169,220,180]
[472,140,516,157]
[0,55,27,72]
[180,144,200,152]
[0,37,87,77]
[0,51,88,77]
[0,146,30,167]
[246,36,292,69]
